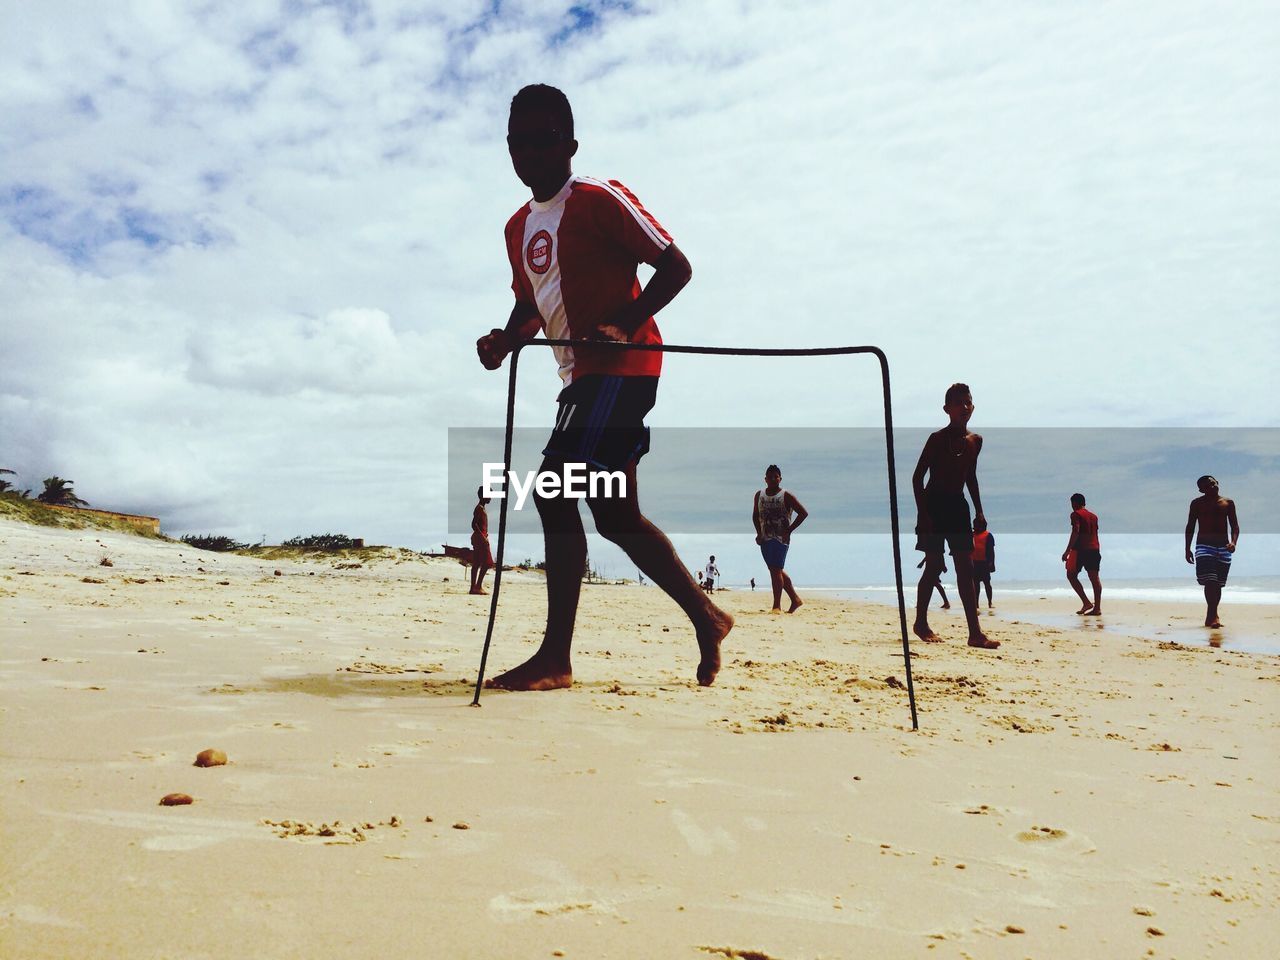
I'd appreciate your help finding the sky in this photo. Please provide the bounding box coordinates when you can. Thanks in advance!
[2,0,1277,584]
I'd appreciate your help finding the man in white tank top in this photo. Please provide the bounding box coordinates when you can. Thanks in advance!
[752,465,808,613]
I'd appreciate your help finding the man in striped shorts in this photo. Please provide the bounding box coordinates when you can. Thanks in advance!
[1184,475,1241,629]
[476,84,733,690]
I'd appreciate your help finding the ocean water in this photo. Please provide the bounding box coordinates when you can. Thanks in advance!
[794,578,1280,655]
[813,577,1280,607]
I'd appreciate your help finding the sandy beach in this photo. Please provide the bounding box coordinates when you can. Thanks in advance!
[1,518,1277,959]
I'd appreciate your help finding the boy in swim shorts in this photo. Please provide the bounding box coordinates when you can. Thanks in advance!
[911,383,997,649]
[1184,475,1240,628]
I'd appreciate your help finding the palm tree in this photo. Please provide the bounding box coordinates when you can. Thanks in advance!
[0,468,14,494]
[36,476,89,508]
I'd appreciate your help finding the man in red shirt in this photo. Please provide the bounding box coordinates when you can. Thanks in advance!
[476,85,734,691]
[971,516,995,611]
[1062,493,1102,615]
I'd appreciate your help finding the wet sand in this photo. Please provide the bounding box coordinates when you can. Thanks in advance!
[2,518,1277,959]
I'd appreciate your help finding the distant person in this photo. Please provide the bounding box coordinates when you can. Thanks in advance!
[912,383,997,648]
[753,464,808,614]
[1185,475,1240,628]
[916,557,951,609]
[750,577,756,591]
[971,516,995,610]
[1062,493,1101,615]
[470,486,494,595]
[704,555,720,593]
[475,84,733,689]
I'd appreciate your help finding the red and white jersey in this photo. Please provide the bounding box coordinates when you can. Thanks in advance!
[505,174,671,383]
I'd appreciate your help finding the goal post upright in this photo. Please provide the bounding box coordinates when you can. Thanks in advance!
[470,338,919,731]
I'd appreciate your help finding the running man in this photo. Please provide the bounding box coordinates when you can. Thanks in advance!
[971,516,995,610]
[470,485,493,595]
[1185,475,1240,628]
[476,85,733,690]
[1062,493,1101,615]
[753,464,808,613]
[912,383,997,648]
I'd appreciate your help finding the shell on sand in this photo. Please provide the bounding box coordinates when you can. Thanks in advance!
[159,793,194,806]
[194,748,228,767]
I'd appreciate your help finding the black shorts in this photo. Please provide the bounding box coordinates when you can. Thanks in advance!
[543,375,657,472]
[915,494,972,557]
[972,560,992,581]
[1073,548,1101,574]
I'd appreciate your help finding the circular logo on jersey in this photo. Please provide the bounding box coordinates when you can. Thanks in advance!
[526,229,553,275]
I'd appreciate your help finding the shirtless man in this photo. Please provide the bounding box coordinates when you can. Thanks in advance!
[1185,475,1240,628]
[470,486,493,595]
[912,383,997,649]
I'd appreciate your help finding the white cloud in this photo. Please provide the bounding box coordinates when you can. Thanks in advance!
[1,0,1276,569]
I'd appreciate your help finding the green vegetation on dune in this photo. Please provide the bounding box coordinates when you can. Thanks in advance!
[238,544,423,563]
[0,492,166,538]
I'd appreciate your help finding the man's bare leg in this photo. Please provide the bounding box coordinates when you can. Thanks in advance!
[1085,571,1102,614]
[1068,572,1092,614]
[1204,583,1222,628]
[485,468,583,691]
[782,571,802,613]
[769,568,784,613]
[470,559,491,595]
[913,552,945,642]
[955,552,998,648]
[589,463,733,686]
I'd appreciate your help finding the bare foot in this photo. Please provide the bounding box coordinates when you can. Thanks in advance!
[769,607,782,615]
[1075,605,1094,615]
[469,587,488,595]
[912,622,942,643]
[695,607,734,687]
[967,633,1000,649]
[1206,617,1222,628]
[786,598,803,613]
[941,602,952,610]
[1085,607,1101,616]
[484,655,572,691]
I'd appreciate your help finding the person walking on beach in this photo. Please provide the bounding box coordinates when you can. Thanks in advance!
[470,486,494,595]
[971,517,995,611]
[912,383,998,648]
[1062,493,1101,615]
[704,555,720,593]
[916,557,951,610]
[1185,475,1240,628]
[753,464,808,613]
[476,84,733,690]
